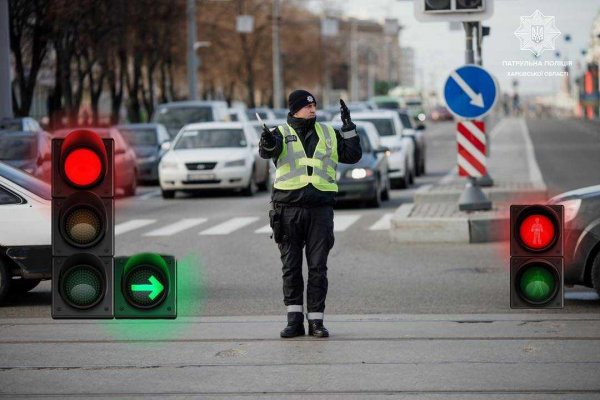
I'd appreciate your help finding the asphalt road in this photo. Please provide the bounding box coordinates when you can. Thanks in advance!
[1,118,599,317]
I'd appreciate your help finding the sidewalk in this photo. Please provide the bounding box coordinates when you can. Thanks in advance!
[1,314,599,398]
[391,117,548,243]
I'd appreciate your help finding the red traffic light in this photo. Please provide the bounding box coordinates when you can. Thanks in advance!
[518,213,555,250]
[60,130,107,188]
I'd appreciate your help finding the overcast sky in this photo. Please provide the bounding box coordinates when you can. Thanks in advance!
[308,0,600,97]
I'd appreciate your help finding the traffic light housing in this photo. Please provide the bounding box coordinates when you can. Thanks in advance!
[52,129,115,319]
[414,0,493,22]
[510,205,564,309]
[114,253,177,319]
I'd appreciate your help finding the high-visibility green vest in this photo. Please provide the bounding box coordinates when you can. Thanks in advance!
[274,122,338,192]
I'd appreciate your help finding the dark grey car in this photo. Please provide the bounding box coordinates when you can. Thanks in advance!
[549,185,600,296]
[331,122,390,208]
[116,123,171,183]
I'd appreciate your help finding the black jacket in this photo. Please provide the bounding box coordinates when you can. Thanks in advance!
[259,114,362,207]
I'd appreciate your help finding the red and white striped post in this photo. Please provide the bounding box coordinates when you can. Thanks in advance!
[456,120,491,211]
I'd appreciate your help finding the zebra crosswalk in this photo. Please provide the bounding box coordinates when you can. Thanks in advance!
[115,213,393,237]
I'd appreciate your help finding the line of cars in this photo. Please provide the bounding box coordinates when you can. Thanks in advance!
[151,100,428,206]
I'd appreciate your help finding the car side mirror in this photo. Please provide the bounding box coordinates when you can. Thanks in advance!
[160,141,171,151]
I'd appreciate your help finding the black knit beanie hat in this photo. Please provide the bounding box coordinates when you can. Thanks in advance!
[288,89,317,115]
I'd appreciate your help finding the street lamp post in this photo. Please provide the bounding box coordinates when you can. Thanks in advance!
[187,0,198,100]
[272,0,283,109]
[0,0,13,118]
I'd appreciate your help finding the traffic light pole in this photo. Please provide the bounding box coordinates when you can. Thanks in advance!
[474,21,495,188]
[458,22,491,212]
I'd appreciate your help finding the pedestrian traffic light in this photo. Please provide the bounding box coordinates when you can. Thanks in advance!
[52,129,115,319]
[114,253,177,319]
[510,205,564,309]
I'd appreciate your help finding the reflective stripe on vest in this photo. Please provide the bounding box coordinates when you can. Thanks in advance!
[274,122,338,192]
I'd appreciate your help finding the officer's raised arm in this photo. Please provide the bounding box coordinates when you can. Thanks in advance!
[336,99,362,164]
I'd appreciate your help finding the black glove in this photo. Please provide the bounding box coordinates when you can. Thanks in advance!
[260,125,276,148]
[340,99,356,132]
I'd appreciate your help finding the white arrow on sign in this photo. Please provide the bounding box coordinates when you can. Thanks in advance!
[450,71,485,108]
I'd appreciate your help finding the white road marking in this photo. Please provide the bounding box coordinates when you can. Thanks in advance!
[144,218,207,236]
[255,224,272,234]
[138,190,161,200]
[199,217,260,235]
[115,219,156,236]
[333,214,361,232]
[368,213,393,231]
[519,118,545,186]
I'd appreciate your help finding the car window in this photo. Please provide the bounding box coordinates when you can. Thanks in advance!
[0,185,23,205]
[174,129,247,149]
[356,128,371,153]
[0,119,23,133]
[355,118,395,137]
[153,106,214,136]
[158,127,170,143]
[119,128,158,146]
[0,136,37,161]
[109,129,128,152]
[0,162,51,200]
[398,113,414,129]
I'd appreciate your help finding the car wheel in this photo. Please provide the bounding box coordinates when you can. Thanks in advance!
[0,258,12,305]
[366,178,382,208]
[381,176,390,201]
[161,189,175,199]
[10,278,41,294]
[124,175,137,197]
[408,166,415,185]
[591,253,600,298]
[242,168,258,197]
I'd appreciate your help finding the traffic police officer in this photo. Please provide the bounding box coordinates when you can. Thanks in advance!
[259,90,362,338]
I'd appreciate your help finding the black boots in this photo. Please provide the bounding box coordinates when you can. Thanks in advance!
[280,312,305,338]
[308,319,329,338]
[280,313,330,338]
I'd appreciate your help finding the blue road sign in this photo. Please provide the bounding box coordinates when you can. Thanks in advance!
[444,65,499,120]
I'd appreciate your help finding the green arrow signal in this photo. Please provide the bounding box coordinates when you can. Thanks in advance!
[131,275,165,300]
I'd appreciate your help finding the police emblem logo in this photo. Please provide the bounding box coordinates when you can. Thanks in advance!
[307,95,314,103]
[531,25,544,44]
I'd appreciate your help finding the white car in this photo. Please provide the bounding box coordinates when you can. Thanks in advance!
[335,110,415,188]
[158,122,269,198]
[0,161,51,303]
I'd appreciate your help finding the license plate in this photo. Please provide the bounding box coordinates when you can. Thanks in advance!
[187,173,215,181]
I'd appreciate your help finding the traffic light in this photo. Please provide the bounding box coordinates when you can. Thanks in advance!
[510,205,564,309]
[114,253,177,319]
[424,0,483,13]
[52,129,115,318]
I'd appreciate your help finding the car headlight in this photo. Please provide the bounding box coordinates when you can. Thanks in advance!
[346,168,374,179]
[224,159,246,167]
[556,199,581,223]
[160,161,179,170]
[418,113,426,122]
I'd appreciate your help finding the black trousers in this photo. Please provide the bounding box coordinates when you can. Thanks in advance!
[277,205,335,313]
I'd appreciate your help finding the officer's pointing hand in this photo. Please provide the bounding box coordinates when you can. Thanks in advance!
[340,99,356,133]
[261,125,276,148]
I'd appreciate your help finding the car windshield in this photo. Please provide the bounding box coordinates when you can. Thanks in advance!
[356,118,395,137]
[0,162,51,200]
[0,136,37,161]
[398,113,414,129]
[248,110,267,120]
[119,128,158,146]
[375,101,399,110]
[153,106,213,136]
[174,129,247,149]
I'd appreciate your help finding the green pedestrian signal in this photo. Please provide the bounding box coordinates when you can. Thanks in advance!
[115,253,177,319]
